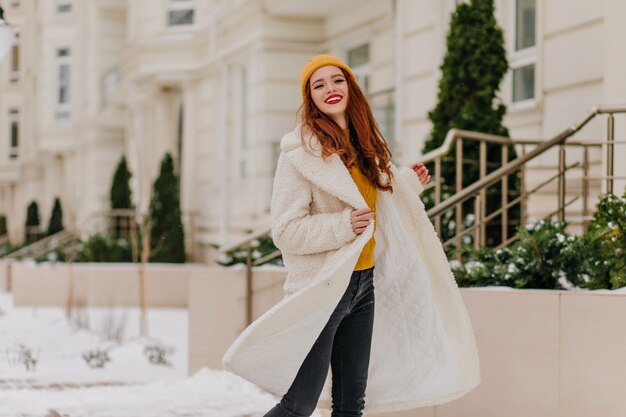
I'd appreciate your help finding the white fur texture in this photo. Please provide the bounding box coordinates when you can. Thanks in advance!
[222,126,480,413]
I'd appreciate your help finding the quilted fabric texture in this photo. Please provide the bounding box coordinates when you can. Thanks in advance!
[223,126,480,413]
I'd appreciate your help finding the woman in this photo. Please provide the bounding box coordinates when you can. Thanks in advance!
[223,55,480,416]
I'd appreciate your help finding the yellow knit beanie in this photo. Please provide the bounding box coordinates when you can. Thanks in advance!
[299,54,357,100]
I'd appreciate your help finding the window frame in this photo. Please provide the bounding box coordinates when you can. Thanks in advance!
[166,0,195,28]
[511,58,536,104]
[514,0,536,52]
[509,0,539,110]
[9,32,19,83]
[56,0,73,15]
[9,109,19,160]
[346,43,370,95]
[55,47,72,120]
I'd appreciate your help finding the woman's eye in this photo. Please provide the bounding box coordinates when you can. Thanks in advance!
[335,79,345,84]
[313,84,323,89]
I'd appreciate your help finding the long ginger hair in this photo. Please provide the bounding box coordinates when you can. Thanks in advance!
[299,68,394,192]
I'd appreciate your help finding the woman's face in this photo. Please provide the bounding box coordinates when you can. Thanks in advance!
[309,65,349,128]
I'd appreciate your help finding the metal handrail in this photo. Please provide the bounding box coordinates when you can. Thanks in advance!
[217,129,520,254]
[427,106,626,218]
[419,129,514,164]
[221,105,626,255]
[220,105,626,324]
[5,229,76,260]
[219,226,273,254]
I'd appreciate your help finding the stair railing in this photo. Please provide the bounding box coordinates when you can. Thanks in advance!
[219,104,626,323]
[428,105,626,256]
[5,229,76,261]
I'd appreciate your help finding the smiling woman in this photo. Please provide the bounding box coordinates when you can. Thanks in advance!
[223,54,480,416]
[309,67,350,128]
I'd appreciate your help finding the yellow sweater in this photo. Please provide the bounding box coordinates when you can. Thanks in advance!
[344,129,377,271]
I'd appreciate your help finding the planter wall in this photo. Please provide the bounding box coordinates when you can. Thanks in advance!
[9,261,196,307]
[0,260,8,291]
[188,266,626,417]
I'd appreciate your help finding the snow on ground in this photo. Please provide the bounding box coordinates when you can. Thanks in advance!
[0,292,302,417]
[0,292,187,385]
[0,368,279,417]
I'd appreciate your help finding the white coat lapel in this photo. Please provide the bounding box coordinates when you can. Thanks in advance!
[280,127,367,210]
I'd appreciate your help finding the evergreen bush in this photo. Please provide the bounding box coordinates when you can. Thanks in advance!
[25,201,41,244]
[110,156,134,239]
[110,156,133,210]
[47,197,64,236]
[38,234,134,263]
[0,214,7,236]
[79,234,133,263]
[452,191,626,290]
[568,193,626,289]
[149,153,185,263]
[422,0,520,248]
[453,220,577,289]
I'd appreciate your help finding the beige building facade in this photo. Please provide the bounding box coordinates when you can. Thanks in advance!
[0,0,624,253]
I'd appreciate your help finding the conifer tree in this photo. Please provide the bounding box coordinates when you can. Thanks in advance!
[422,0,519,247]
[0,215,7,236]
[47,197,64,236]
[110,156,134,239]
[25,201,41,243]
[149,153,185,263]
[110,156,133,210]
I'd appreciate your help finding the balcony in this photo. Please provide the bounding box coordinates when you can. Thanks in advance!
[123,28,206,85]
[262,0,370,18]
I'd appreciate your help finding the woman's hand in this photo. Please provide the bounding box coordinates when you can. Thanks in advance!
[351,208,375,235]
[410,163,431,186]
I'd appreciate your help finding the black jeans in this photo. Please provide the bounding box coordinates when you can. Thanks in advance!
[263,267,376,417]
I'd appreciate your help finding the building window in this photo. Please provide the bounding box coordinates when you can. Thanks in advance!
[9,109,19,160]
[9,34,19,83]
[56,48,71,119]
[56,0,72,14]
[347,43,370,94]
[515,0,536,50]
[512,64,535,102]
[511,0,536,103]
[347,43,395,148]
[167,0,195,27]
[370,89,395,152]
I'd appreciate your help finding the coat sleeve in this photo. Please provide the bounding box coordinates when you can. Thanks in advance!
[395,165,425,196]
[270,153,357,255]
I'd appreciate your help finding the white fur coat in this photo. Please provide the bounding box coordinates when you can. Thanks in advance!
[223,126,480,413]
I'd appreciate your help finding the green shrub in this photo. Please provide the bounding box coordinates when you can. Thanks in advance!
[79,234,133,262]
[39,234,134,263]
[0,215,7,236]
[453,220,577,289]
[109,156,134,239]
[568,193,626,289]
[149,153,185,263]
[47,197,64,236]
[452,191,626,290]
[25,201,42,244]
[110,156,133,210]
